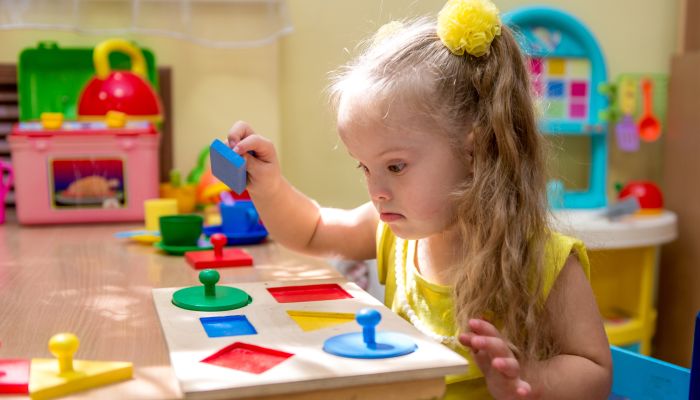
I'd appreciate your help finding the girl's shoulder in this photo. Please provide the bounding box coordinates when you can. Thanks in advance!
[541,231,591,298]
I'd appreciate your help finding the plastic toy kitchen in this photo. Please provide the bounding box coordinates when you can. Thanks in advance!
[506,7,678,355]
[9,40,161,225]
[504,7,609,209]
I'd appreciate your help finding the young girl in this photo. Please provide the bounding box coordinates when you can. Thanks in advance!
[227,0,612,398]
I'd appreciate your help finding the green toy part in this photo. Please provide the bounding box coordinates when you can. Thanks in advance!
[171,270,252,312]
[187,147,210,185]
[18,41,158,121]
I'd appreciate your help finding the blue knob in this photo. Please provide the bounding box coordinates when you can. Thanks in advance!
[357,308,381,347]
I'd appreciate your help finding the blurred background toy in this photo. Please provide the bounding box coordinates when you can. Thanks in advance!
[77,38,162,123]
[637,79,662,142]
[114,198,178,244]
[9,40,161,225]
[160,170,196,213]
[617,181,664,215]
[505,7,609,209]
[203,199,267,246]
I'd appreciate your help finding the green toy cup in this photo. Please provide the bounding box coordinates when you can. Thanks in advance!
[159,214,203,246]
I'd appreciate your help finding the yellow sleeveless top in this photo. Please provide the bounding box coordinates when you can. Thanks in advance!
[375,222,590,399]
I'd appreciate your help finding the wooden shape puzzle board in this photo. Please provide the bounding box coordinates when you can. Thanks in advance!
[152,281,467,399]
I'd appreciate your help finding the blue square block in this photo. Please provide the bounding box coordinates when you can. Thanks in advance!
[200,315,257,338]
[210,139,247,194]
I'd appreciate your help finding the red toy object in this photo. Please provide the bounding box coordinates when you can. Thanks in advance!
[78,39,162,122]
[618,181,664,215]
[267,283,353,303]
[0,359,30,394]
[185,233,253,269]
[201,342,293,374]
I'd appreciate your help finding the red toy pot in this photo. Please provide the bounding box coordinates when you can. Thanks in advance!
[618,181,664,215]
[77,39,162,122]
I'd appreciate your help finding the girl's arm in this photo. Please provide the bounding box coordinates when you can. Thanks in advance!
[228,121,378,260]
[461,255,612,399]
[522,255,613,399]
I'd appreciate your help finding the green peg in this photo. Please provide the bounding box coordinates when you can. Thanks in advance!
[200,269,218,297]
[172,269,251,311]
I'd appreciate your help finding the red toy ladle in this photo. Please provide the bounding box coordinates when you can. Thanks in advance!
[637,79,661,142]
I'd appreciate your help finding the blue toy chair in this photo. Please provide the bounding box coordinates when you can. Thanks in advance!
[609,311,700,399]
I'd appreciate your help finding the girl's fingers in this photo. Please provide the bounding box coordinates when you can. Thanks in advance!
[516,380,532,398]
[491,357,520,379]
[469,335,512,359]
[458,332,472,347]
[468,318,502,338]
[227,121,257,147]
[459,333,493,371]
[232,135,277,164]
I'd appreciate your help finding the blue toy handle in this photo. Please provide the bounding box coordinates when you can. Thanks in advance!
[356,308,381,348]
[246,208,258,225]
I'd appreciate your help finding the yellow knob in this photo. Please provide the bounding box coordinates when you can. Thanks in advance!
[48,333,79,374]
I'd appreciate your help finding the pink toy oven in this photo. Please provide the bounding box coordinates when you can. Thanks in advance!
[9,121,159,225]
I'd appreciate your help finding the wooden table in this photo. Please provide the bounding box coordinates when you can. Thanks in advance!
[0,215,446,399]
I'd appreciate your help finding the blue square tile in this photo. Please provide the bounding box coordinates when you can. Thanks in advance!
[200,315,257,338]
[547,81,565,97]
[210,139,247,194]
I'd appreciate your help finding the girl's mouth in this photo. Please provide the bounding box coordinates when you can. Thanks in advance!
[380,212,403,222]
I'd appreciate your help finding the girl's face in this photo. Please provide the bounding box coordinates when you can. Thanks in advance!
[337,95,470,240]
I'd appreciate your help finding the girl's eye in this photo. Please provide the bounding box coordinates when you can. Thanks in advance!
[387,163,406,173]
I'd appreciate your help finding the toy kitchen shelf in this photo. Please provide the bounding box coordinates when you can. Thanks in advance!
[551,209,678,354]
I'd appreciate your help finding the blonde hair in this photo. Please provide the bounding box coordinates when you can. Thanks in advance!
[330,18,554,361]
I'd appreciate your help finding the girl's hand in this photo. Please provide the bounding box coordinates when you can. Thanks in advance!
[459,319,534,400]
[227,121,283,197]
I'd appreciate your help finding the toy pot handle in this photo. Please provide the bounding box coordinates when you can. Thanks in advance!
[93,38,147,80]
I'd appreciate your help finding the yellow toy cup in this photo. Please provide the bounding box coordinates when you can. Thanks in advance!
[144,198,179,232]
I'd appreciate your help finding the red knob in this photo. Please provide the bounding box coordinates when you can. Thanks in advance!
[210,233,227,258]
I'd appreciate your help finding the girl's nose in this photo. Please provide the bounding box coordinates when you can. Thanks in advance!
[367,178,391,202]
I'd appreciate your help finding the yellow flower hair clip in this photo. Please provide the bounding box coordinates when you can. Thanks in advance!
[437,0,502,57]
